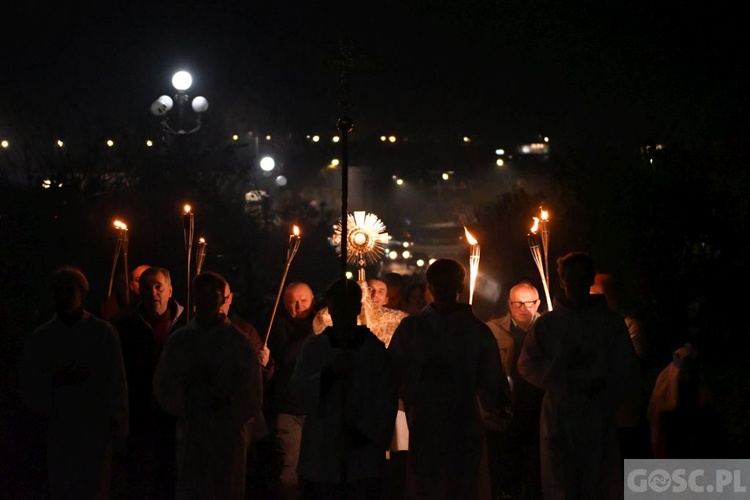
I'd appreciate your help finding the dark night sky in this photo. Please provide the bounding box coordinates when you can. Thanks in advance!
[2,1,747,147]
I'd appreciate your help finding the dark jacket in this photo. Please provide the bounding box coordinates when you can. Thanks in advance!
[113,298,185,432]
[266,309,314,415]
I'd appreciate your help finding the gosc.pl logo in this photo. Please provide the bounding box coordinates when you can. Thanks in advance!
[627,468,747,494]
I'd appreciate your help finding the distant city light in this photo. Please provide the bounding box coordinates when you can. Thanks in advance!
[232,134,239,141]
[442,172,450,180]
[42,179,52,189]
[332,136,340,143]
[519,143,549,154]
[402,241,410,248]
[543,136,549,142]
[380,136,387,142]
[428,258,437,266]
[331,159,340,166]
[389,250,398,259]
[416,259,425,267]
[388,135,397,143]
[395,178,404,186]
[146,140,153,147]
[266,135,272,141]
[463,136,471,143]
[345,271,354,279]
[402,250,411,259]
[312,135,320,143]
[1,140,8,148]
[495,148,505,155]
[56,140,64,148]
[106,140,114,147]
[496,159,505,167]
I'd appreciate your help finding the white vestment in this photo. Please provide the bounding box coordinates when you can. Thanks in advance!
[153,317,262,500]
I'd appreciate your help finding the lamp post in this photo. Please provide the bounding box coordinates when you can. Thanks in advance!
[151,70,209,135]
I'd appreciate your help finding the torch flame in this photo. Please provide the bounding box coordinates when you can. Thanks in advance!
[183,204,192,214]
[540,207,549,221]
[293,225,300,237]
[463,227,478,245]
[530,217,540,234]
[113,220,128,230]
[198,237,206,244]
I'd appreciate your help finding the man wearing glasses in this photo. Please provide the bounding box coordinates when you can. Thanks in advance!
[485,281,545,500]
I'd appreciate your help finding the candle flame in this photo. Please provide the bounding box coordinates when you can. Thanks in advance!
[198,237,206,245]
[113,220,128,230]
[292,225,300,237]
[183,204,192,214]
[530,217,540,234]
[540,207,549,221]
[463,227,478,245]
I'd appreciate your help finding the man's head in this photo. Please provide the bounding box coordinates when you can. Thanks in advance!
[139,267,173,317]
[367,278,389,307]
[590,273,618,310]
[325,278,362,328]
[129,264,151,296]
[220,282,233,316]
[425,259,465,304]
[508,281,540,330]
[381,272,405,309]
[404,281,427,310]
[557,252,596,304]
[50,266,89,315]
[283,282,314,319]
[193,272,228,319]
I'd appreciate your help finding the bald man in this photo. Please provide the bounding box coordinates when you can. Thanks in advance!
[266,281,317,500]
[485,281,544,500]
[129,264,152,298]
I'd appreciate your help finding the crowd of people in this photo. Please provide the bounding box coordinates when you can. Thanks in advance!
[9,249,721,500]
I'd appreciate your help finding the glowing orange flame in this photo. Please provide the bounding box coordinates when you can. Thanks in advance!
[183,204,192,214]
[198,237,206,244]
[540,207,549,221]
[530,217,540,234]
[292,225,300,237]
[463,227,478,245]
[113,219,128,230]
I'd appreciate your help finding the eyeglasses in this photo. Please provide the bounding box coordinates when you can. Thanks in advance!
[141,282,166,292]
[509,299,539,308]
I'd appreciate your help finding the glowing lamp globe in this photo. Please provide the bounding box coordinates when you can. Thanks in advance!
[151,95,174,116]
[172,71,193,91]
[191,96,209,113]
[260,156,275,172]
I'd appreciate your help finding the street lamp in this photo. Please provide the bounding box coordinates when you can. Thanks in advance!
[151,70,209,134]
[259,156,275,172]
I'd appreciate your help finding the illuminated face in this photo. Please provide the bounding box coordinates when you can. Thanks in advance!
[139,271,173,317]
[508,284,540,331]
[368,279,388,307]
[283,283,314,319]
[220,284,233,315]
